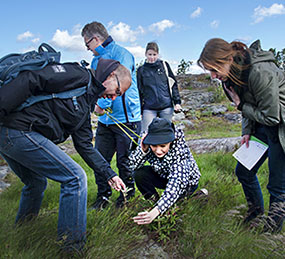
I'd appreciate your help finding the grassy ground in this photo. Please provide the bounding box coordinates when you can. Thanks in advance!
[185,116,241,140]
[0,151,284,258]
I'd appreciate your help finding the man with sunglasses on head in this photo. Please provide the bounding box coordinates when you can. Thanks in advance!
[82,21,141,209]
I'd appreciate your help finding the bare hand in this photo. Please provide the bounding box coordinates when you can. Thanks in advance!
[140,134,149,153]
[133,207,160,225]
[94,105,105,115]
[174,104,182,112]
[241,134,250,148]
[108,176,126,192]
[224,86,240,107]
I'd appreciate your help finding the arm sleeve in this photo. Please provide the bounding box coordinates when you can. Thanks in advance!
[242,66,280,126]
[156,159,192,214]
[71,115,117,180]
[128,145,149,171]
[156,133,201,214]
[136,67,144,112]
[241,117,255,136]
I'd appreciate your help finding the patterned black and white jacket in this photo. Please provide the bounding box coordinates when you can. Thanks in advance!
[129,128,201,214]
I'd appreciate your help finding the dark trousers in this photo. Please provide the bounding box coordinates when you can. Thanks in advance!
[133,165,198,200]
[94,121,141,198]
[235,124,285,231]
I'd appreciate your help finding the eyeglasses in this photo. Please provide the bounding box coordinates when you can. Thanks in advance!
[115,74,121,96]
[105,74,121,99]
[85,37,95,49]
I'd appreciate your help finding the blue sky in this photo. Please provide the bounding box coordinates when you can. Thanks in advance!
[1,0,285,73]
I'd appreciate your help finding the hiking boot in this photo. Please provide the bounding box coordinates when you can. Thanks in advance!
[243,207,264,224]
[262,208,284,234]
[90,196,109,210]
[116,188,135,208]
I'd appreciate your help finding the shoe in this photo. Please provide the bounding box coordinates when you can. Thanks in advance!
[191,188,209,199]
[243,207,264,224]
[116,188,135,208]
[262,213,283,234]
[90,196,109,210]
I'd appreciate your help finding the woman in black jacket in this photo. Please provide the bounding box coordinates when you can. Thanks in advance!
[137,42,182,133]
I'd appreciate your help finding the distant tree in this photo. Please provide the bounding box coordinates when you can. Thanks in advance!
[177,59,193,75]
[269,47,285,70]
[135,60,144,73]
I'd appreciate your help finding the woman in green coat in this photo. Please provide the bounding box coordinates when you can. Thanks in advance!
[198,38,285,233]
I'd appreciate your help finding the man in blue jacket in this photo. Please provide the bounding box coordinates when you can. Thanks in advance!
[82,21,141,208]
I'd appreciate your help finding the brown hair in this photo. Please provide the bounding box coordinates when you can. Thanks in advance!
[145,42,159,53]
[198,38,249,86]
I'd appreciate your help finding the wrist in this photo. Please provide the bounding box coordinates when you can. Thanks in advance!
[150,207,160,219]
[237,100,244,111]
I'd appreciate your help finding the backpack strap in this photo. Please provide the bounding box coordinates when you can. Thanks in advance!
[162,60,173,96]
[15,86,88,111]
[121,93,129,123]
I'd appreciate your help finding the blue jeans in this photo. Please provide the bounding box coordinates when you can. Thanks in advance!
[141,107,174,133]
[0,126,87,248]
[235,124,285,231]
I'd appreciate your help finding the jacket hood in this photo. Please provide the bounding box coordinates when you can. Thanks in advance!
[249,39,276,65]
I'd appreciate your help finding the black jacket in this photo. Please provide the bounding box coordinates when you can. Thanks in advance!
[0,64,117,180]
[137,60,181,111]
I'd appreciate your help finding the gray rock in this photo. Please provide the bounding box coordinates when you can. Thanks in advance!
[187,137,241,154]
[172,112,186,121]
[0,165,11,193]
[223,113,242,124]
[126,239,169,259]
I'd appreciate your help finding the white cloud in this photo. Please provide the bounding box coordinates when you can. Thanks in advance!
[191,7,202,18]
[188,61,205,74]
[50,27,85,51]
[149,19,175,34]
[210,20,219,29]
[125,45,145,59]
[31,38,40,43]
[17,31,34,41]
[109,22,144,43]
[252,3,285,23]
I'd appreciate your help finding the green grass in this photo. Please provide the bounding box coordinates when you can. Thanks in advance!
[186,116,241,139]
[0,152,284,258]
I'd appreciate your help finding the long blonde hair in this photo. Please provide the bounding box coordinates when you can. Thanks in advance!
[198,38,249,86]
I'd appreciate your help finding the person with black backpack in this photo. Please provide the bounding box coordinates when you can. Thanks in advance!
[0,58,131,252]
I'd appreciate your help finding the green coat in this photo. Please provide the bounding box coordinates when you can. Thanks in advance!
[238,40,285,152]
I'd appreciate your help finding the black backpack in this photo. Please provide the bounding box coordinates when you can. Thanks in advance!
[0,44,93,117]
[0,43,61,87]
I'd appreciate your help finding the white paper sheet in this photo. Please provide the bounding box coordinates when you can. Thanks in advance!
[232,136,268,170]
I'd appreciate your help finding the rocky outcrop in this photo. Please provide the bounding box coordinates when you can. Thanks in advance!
[187,137,241,154]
